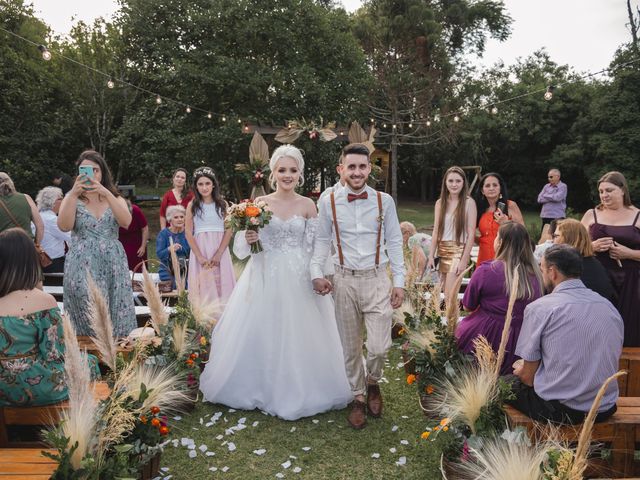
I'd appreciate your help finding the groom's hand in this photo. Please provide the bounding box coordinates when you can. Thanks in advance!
[390,287,404,309]
[312,278,332,295]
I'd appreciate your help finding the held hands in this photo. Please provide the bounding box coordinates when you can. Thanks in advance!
[312,278,332,296]
[170,243,182,252]
[208,252,222,268]
[78,175,110,197]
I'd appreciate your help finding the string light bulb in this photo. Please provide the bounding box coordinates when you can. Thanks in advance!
[155,95,162,105]
[107,79,115,89]
[243,123,250,132]
[426,120,431,127]
[453,115,460,123]
[490,106,498,115]
[382,123,387,128]
[186,106,191,113]
[222,116,226,122]
[408,122,413,128]
[237,118,242,124]
[392,124,396,129]
[38,45,51,61]
[544,85,554,101]
[207,112,212,119]
[370,118,375,123]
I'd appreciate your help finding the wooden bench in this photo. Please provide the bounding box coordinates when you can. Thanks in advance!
[505,398,640,478]
[0,381,110,447]
[77,336,133,365]
[0,449,57,479]
[619,348,640,397]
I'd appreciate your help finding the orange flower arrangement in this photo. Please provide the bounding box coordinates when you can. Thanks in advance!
[245,205,260,217]
[150,406,160,414]
[406,374,417,385]
[139,415,148,424]
[190,353,198,359]
[425,385,435,395]
[159,426,170,436]
[151,418,161,427]
[420,431,430,439]
[186,358,194,367]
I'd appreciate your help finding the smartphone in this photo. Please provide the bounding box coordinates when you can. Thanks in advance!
[78,165,94,186]
[497,201,506,212]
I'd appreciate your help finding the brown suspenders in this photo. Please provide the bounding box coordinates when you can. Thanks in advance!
[329,190,383,268]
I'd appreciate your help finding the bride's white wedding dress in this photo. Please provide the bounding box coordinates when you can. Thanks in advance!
[199,215,352,420]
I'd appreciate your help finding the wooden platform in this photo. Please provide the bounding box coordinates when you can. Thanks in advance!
[0,449,57,479]
[620,347,640,397]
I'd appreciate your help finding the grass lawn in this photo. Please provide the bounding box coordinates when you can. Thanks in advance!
[159,342,445,480]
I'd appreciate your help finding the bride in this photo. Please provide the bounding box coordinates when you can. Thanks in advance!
[199,145,352,420]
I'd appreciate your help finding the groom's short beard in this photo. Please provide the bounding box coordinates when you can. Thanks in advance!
[345,176,368,190]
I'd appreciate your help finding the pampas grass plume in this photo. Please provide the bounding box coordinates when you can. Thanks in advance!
[126,363,190,414]
[169,237,185,294]
[86,273,117,370]
[142,265,169,334]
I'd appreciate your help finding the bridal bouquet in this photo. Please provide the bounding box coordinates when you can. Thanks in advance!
[226,199,272,254]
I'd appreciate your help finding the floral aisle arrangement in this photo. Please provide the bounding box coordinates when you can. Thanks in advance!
[235,131,270,200]
[44,276,190,479]
[225,199,272,254]
[419,270,521,464]
[440,371,625,480]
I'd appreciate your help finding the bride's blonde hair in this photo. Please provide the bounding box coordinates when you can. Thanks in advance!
[268,145,305,189]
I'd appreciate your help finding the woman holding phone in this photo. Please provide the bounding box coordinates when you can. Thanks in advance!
[474,172,524,265]
[57,150,136,338]
[581,171,640,346]
[185,167,235,310]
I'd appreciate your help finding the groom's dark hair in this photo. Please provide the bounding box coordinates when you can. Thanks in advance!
[340,143,370,164]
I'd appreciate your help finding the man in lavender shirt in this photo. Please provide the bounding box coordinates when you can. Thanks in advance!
[537,169,567,227]
[506,244,623,424]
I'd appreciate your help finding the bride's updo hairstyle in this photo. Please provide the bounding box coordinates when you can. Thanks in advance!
[269,144,305,189]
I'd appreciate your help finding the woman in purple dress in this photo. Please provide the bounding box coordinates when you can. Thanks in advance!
[581,171,640,346]
[456,222,543,375]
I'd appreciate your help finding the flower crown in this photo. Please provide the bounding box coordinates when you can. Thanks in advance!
[193,167,215,178]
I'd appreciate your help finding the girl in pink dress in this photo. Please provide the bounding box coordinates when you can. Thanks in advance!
[185,167,235,310]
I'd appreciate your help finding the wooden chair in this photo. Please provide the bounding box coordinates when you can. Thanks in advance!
[0,381,110,447]
[505,398,640,478]
[619,348,640,397]
[0,449,57,479]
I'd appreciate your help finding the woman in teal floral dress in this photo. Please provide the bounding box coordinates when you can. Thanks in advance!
[58,150,136,337]
[0,229,67,405]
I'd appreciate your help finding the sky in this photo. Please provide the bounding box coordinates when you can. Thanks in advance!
[29,0,632,74]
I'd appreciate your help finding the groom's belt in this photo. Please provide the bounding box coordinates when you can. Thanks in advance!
[334,265,383,276]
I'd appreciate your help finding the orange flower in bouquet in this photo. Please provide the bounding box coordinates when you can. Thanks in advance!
[225,199,273,254]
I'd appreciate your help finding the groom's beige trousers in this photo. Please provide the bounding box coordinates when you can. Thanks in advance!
[333,266,393,397]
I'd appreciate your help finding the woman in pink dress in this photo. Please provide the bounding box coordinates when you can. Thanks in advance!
[159,168,193,229]
[185,167,235,309]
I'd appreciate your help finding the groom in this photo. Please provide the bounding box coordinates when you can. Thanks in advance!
[311,143,405,429]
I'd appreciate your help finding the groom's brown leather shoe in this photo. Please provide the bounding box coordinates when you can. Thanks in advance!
[367,384,383,418]
[347,400,367,429]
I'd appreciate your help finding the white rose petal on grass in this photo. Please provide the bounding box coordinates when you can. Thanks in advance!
[160,467,170,472]
[290,427,296,433]
[312,419,319,424]
[227,442,237,452]
[205,452,216,457]
[293,467,302,473]
[216,435,224,440]
[391,425,399,432]
[400,440,409,445]
[401,415,409,419]
[209,467,217,472]
[389,447,397,453]
[173,416,182,421]
[238,417,247,424]
[228,408,237,413]
[396,362,404,368]
[253,449,267,456]
[199,444,208,452]
[221,466,230,473]
[371,453,380,459]
[252,421,259,427]
[289,455,297,460]
[187,444,196,450]
[188,450,197,458]
[396,456,407,466]
[275,474,285,479]
[199,417,203,424]
[301,447,311,452]
[281,460,292,469]
[180,438,194,447]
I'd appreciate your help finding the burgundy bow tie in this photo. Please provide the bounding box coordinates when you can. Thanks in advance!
[347,191,368,202]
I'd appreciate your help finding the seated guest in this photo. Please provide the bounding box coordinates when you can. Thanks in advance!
[456,222,543,375]
[400,221,436,283]
[0,228,68,406]
[507,245,623,424]
[533,219,558,264]
[156,205,190,288]
[35,186,71,273]
[553,218,616,302]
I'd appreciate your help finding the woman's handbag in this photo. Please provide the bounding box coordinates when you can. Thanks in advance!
[0,197,52,268]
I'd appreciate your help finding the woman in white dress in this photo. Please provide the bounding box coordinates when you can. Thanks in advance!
[199,145,351,420]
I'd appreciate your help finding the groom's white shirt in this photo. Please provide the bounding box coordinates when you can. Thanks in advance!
[310,185,405,288]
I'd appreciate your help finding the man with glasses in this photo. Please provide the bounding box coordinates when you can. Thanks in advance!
[537,168,567,227]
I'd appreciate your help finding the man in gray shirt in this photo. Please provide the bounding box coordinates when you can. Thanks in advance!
[507,244,623,424]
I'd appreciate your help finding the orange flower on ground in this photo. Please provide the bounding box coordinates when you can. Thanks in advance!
[406,374,416,385]
[398,328,405,335]
[139,415,148,424]
[151,418,161,427]
[150,406,160,415]
[186,358,194,367]
[420,431,430,439]
[440,417,450,427]
[190,352,198,359]
[245,205,260,217]
[159,426,170,436]
[443,426,449,432]
[200,336,207,346]
[425,385,435,395]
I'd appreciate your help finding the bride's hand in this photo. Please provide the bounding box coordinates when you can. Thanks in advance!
[245,230,259,244]
[312,278,332,296]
